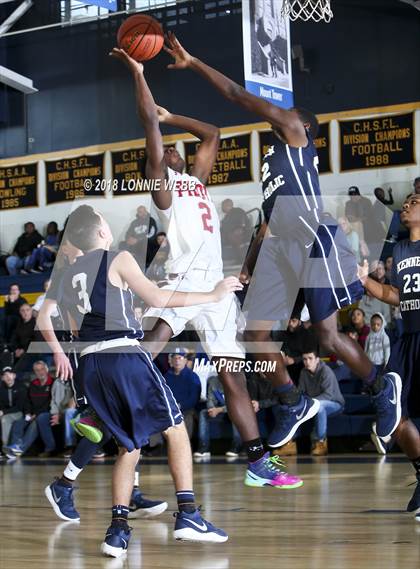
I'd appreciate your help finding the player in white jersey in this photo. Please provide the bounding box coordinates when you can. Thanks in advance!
[112,47,302,489]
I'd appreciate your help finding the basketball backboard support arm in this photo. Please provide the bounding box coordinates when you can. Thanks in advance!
[0,0,37,93]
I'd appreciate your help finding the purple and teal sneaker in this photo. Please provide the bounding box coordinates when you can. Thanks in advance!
[245,452,303,489]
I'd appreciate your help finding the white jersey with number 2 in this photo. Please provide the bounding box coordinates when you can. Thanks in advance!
[157,167,223,277]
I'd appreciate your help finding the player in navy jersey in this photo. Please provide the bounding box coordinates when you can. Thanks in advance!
[39,205,241,557]
[38,239,169,523]
[359,193,420,520]
[164,32,401,448]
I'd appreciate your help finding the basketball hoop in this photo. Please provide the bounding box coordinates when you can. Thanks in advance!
[281,0,333,22]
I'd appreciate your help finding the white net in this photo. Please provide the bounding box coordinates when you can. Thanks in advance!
[281,0,333,22]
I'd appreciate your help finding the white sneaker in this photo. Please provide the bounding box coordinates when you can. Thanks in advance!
[193,451,211,458]
[371,422,387,455]
[225,450,239,457]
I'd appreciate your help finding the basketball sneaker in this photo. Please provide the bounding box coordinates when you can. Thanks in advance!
[45,479,80,522]
[245,452,303,489]
[268,395,320,448]
[370,422,387,455]
[407,475,420,514]
[128,489,168,519]
[101,524,131,558]
[371,373,402,441]
[173,509,228,543]
[70,407,103,444]
[5,444,23,457]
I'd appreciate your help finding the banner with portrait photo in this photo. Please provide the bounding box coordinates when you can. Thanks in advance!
[242,0,293,108]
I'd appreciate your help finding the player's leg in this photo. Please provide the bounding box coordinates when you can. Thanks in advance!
[314,312,401,440]
[163,422,228,543]
[45,433,112,522]
[101,447,140,558]
[142,317,174,358]
[215,360,302,489]
[394,418,420,516]
[243,324,320,448]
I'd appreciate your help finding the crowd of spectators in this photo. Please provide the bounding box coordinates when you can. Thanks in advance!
[0,181,418,459]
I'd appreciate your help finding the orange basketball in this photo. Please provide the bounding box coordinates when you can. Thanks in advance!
[117,15,164,62]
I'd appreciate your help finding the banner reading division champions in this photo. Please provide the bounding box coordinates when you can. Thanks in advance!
[0,163,37,210]
[46,154,105,204]
[242,0,293,108]
[339,112,415,171]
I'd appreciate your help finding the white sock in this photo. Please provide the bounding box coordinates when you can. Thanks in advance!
[63,460,83,481]
[134,470,139,488]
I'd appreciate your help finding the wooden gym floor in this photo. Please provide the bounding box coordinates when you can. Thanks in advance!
[0,455,419,569]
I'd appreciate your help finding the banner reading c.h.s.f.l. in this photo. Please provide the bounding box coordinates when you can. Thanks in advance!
[242,0,293,109]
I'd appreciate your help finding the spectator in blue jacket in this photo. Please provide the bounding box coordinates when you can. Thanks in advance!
[164,347,201,439]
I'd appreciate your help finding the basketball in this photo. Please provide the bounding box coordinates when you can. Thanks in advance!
[117,15,164,62]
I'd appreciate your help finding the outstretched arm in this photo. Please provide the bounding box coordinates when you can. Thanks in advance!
[358,260,400,306]
[110,48,171,210]
[164,32,307,148]
[110,251,242,308]
[157,106,219,184]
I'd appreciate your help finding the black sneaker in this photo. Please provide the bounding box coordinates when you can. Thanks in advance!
[407,475,420,513]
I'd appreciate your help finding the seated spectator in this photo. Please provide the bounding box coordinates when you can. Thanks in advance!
[220,198,252,264]
[350,308,370,349]
[0,367,25,457]
[384,256,393,282]
[1,284,28,343]
[32,280,59,319]
[338,216,361,262]
[414,177,420,195]
[246,371,278,414]
[6,222,43,275]
[9,303,39,377]
[50,376,76,457]
[358,288,392,324]
[370,260,389,285]
[120,206,158,265]
[26,221,59,273]
[273,314,312,383]
[194,375,241,459]
[365,313,391,374]
[146,231,169,267]
[277,351,344,457]
[7,361,56,457]
[164,348,201,439]
[146,250,168,283]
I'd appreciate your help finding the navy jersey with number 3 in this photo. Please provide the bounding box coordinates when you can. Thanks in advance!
[261,130,322,233]
[62,249,143,344]
[391,239,420,333]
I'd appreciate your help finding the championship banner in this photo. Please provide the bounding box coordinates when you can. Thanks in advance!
[242,0,293,108]
[314,122,331,174]
[111,148,147,196]
[184,134,253,186]
[339,112,415,172]
[0,163,38,210]
[46,154,105,204]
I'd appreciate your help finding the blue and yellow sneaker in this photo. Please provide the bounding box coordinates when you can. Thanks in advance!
[245,452,303,488]
[101,524,131,558]
[371,372,402,441]
[45,479,80,522]
[268,395,320,448]
[128,489,168,519]
[173,509,228,543]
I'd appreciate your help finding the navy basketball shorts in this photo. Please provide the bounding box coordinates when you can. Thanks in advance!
[75,345,183,451]
[386,332,420,417]
[244,212,364,324]
[68,349,87,407]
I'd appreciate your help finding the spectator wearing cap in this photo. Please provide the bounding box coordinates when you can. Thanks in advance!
[5,222,43,275]
[164,348,201,439]
[1,284,28,343]
[194,375,242,459]
[6,361,56,457]
[0,367,26,456]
